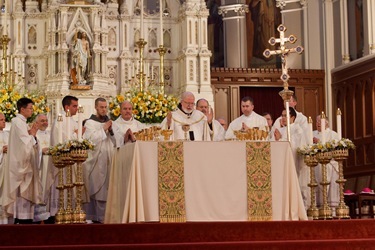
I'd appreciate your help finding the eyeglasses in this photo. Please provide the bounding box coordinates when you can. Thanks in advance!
[182,101,195,106]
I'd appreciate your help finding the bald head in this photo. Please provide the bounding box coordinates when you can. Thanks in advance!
[180,92,195,113]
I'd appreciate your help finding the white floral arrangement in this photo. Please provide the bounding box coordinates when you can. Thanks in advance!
[47,139,95,156]
[330,138,355,150]
[109,89,178,123]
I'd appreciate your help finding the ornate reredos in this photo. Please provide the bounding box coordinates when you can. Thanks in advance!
[67,7,94,45]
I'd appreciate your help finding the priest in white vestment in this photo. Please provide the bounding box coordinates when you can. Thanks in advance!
[272,95,308,140]
[83,98,117,223]
[273,108,309,208]
[313,115,340,208]
[0,112,10,224]
[2,98,42,224]
[160,92,211,141]
[225,96,268,140]
[48,95,80,223]
[196,98,225,141]
[33,114,52,223]
[113,101,146,146]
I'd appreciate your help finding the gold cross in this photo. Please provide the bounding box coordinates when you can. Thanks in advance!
[263,24,304,87]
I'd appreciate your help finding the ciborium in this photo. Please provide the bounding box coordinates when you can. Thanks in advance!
[161,129,173,141]
[304,154,319,220]
[332,149,350,219]
[316,151,333,220]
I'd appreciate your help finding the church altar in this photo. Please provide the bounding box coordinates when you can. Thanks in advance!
[104,141,307,223]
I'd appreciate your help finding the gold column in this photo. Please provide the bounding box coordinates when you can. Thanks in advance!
[316,151,333,220]
[332,149,350,219]
[304,155,319,220]
[0,34,10,83]
[71,149,88,224]
[52,155,66,224]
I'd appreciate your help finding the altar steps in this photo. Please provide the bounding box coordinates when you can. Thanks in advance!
[1,220,375,249]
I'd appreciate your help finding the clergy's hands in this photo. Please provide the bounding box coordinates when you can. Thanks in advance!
[274,128,281,141]
[28,123,39,136]
[124,129,136,143]
[2,145,7,153]
[207,107,214,124]
[166,112,172,128]
[42,147,49,155]
[242,122,249,131]
[103,120,113,133]
[313,137,320,143]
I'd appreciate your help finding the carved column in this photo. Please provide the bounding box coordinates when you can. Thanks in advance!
[340,0,350,63]
[218,1,248,68]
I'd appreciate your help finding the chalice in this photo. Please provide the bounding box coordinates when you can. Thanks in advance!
[161,129,173,141]
[181,124,190,141]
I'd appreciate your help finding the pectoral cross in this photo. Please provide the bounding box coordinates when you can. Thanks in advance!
[263,24,304,91]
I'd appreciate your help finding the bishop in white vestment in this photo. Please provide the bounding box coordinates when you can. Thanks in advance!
[0,113,9,224]
[160,92,211,141]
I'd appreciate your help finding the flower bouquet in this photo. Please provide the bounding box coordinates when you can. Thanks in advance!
[109,89,178,124]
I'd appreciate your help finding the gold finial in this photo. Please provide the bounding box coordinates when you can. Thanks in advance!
[308,116,312,124]
[337,108,341,116]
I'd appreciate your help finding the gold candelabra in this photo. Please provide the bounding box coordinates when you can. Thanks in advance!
[304,155,319,220]
[71,149,88,223]
[135,38,148,92]
[157,45,166,95]
[316,151,333,220]
[0,34,10,83]
[52,154,66,224]
[332,149,350,219]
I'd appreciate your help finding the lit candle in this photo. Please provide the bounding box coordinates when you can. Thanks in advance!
[321,111,326,144]
[308,116,313,145]
[57,114,63,144]
[140,0,144,38]
[160,0,163,45]
[66,109,71,141]
[337,108,342,140]
[77,105,83,140]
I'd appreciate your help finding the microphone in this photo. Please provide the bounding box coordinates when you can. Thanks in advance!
[104,115,114,136]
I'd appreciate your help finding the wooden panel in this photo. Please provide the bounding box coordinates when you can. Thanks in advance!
[332,55,375,179]
[211,68,325,124]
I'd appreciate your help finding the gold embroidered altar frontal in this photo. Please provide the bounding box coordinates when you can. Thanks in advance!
[246,142,272,221]
[158,141,186,222]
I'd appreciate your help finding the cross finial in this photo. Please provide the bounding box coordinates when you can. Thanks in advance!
[263,24,304,88]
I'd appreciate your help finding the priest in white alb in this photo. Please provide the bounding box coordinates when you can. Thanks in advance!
[0,112,10,224]
[113,101,145,146]
[2,98,42,224]
[225,96,268,140]
[160,92,211,141]
[196,98,225,141]
[83,98,117,223]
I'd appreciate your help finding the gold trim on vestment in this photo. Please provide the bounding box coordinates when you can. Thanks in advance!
[158,141,186,222]
[246,142,272,221]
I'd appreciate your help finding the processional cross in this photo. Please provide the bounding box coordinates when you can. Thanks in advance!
[263,24,304,141]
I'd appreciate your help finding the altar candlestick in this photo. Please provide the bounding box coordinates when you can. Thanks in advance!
[57,114,63,144]
[66,109,71,140]
[308,116,313,145]
[160,0,163,45]
[337,108,342,140]
[321,112,326,144]
[77,105,83,140]
[140,0,144,38]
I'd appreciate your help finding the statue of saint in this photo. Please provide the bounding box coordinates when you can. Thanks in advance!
[71,31,91,85]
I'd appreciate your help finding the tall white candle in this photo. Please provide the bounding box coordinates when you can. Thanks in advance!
[308,116,313,145]
[77,105,83,140]
[337,108,342,140]
[140,0,144,38]
[57,114,63,144]
[285,102,291,142]
[66,109,71,141]
[160,0,163,45]
[321,112,326,144]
